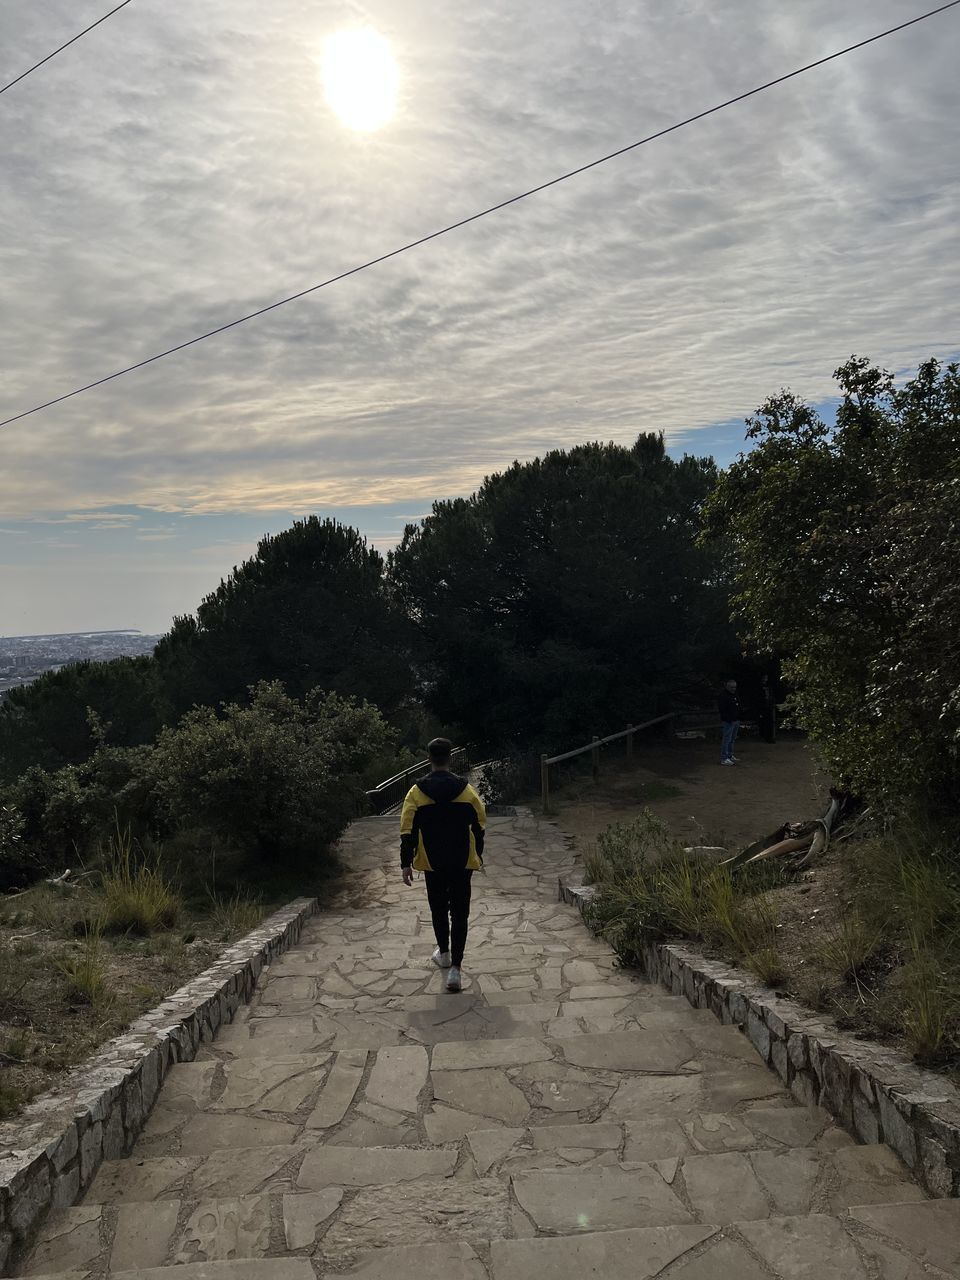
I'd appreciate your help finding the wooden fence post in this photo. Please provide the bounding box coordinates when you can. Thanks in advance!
[591,735,600,783]
[626,724,634,761]
[540,754,550,814]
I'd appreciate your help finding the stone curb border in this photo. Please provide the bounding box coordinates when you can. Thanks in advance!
[0,896,317,1272]
[559,876,960,1199]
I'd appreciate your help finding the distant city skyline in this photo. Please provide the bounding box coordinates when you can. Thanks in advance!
[3,1,958,636]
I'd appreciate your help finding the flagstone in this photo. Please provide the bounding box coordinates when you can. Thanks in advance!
[605,1073,704,1120]
[111,1201,180,1270]
[744,1106,833,1147]
[364,1045,428,1113]
[335,1242,488,1279]
[511,1167,694,1233]
[305,1049,366,1128]
[191,1144,303,1198]
[176,1113,299,1153]
[297,1145,456,1189]
[322,1176,511,1260]
[682,1152,772,1223]
[848,1202,960,1276]
[668,1236,773,1280]
[559,1030,697,1073]
[738,1215,871,1279]
[160,1061,219,1112]
[466,1127,525,1174]
[683,1112,760,1153]
[490,1225,715,1280]
[281,1189,344,1249]
[212,1056,331,1113]
[18,1206,102,1276]
[87,1156,198,1204]
[828,1145,926,1210]
[175,1196,273,1263]
[432,1068,530,1124]
[431,1037,552,1071]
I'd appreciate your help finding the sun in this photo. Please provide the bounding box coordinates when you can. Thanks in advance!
[322,28,399,132]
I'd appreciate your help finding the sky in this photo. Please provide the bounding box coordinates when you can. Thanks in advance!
[1,0,958,636]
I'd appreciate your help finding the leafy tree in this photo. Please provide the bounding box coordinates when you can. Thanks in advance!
[703,356,960,810]
[155,517,414,719]
[0,656,164,784]
[390,434,735,748]
[146,681,388,870]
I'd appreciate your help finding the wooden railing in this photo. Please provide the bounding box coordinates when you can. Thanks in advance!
[363,747,471,816]
[539,713,675,813]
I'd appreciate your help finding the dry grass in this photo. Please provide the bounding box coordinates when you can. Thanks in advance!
[587,811,792,987]
[586,804,959,1072]
[0,837,285,1122]
[54,920,110,1007]
[207,890,265,937]
[100,827,181,935]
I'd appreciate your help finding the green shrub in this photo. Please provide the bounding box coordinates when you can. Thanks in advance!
[1,744,153,891]
[147,681,388,872]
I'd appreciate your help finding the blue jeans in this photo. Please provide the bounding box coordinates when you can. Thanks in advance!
[721,720,739,762]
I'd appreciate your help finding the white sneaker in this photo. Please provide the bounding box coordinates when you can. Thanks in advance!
[722,759,735,766]
[432,948,452,969]
[446,965,462,992]
[731,756,740,762]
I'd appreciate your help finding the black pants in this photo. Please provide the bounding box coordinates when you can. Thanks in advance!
[424,870,473,965]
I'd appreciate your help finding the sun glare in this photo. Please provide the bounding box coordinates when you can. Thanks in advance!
[322,28,398,132]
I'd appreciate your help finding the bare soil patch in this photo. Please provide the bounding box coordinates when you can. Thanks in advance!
[546,729,828,855]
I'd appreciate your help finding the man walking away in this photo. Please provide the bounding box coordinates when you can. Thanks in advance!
[400,738,486,992]
[718,679,741,766]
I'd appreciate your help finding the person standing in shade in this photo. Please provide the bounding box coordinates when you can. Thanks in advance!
[400,737,486,992]
[718,679,741,766]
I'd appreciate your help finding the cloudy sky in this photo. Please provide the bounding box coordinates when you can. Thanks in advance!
[2,0,958,636]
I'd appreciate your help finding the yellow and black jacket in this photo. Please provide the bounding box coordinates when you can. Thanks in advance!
[400,770,486,873]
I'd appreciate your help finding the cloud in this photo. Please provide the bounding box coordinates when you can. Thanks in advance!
[1,0,957,530]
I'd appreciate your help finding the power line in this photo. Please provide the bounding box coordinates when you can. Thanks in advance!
[1,1,136,97]
[3,0,958,429]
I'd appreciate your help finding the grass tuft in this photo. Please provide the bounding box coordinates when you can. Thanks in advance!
[54,920,110,1007]
[207,889,264,937]
[100,826,181,936]
[818,910,884,984]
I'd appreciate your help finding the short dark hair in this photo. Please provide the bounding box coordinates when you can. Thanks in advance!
[427,737,453,764]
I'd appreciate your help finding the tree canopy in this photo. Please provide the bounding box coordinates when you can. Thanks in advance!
[390,434,735,748]
[0,657,163,784]
[156,517,414,719]
[704,356,960,810]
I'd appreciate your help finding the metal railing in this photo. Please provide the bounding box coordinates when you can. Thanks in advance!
[364,746,471,816]
[540,713,675,813]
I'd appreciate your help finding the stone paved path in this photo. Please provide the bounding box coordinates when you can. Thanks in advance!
[16,814,960,1279]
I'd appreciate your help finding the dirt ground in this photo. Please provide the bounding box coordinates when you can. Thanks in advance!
[545,729,829,856]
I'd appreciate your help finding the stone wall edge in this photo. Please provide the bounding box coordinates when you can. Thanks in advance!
[558,873,959,1198]
[0,895,318,1273]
